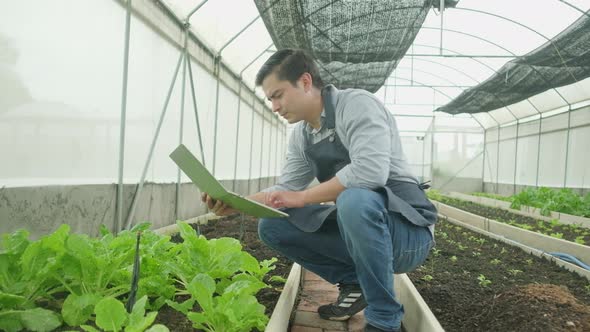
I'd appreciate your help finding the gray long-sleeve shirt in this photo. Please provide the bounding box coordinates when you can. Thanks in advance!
[264,86,419,193]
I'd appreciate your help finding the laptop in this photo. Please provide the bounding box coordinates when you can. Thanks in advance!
[169,144,289,218]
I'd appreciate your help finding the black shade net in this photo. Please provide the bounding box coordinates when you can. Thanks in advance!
[436,10,590,115]
[254,0,433,92]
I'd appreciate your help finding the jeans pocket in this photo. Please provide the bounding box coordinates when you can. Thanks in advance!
[393,240,433,274]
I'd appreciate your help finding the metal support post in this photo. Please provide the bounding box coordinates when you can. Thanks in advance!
[563,107,572,187]
[124,52,184,230]
[232,80,243,192]
[116,0,132,233]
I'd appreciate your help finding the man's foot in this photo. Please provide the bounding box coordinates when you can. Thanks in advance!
[364,323,401,332]
[317,283,367,321]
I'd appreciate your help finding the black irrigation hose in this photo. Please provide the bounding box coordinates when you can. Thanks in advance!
[126,231,141,313]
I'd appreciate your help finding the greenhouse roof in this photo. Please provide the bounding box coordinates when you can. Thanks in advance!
[156,0,589,129]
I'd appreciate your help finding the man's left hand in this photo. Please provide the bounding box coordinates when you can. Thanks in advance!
[266,191,306,208]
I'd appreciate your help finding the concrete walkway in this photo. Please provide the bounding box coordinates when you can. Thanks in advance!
[290,270,366,332]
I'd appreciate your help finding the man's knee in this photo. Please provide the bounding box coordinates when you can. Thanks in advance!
[258,218,284,247]
[336,188,383,222]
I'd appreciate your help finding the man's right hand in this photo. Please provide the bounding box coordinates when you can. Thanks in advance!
[201,193,239,216]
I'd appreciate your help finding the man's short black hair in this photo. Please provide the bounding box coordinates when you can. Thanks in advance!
[255,48,324,89]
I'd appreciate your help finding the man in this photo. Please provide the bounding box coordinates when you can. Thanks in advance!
[202,48,437,332]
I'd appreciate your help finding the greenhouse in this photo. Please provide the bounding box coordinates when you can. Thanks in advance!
[1,0,590,331]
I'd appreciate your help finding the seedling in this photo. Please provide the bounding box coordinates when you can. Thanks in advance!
[526,259,534,265]
[477,274,491,287]
[450,256,458,263]
[490,259,501,265]
[472,251,481,257]
[507,269,523,276]
[432,248,441,257]
[500,248,508,255]
[422,275,434,282]
[549,232,564,239]
[575,236,586,245]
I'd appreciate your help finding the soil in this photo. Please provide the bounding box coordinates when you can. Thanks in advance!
[408,220,590,331]
[154,214,293,331]
[437,195,590,245]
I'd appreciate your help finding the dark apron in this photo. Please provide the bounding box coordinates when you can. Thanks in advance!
[283,85,437,232]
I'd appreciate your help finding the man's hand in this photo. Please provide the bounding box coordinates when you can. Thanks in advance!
[266,191,306,209]
[201,193,238,216]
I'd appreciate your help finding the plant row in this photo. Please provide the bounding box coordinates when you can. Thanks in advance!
[471,187,590,218]
[0,222,278,332]
[409,221,590,331]
[428,190,590,245]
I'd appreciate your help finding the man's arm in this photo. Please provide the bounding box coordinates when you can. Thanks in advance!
[265,176,345,208]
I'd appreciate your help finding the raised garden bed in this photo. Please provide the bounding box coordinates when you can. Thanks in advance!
[408,219,590,331]
[159,215,295,331]
[431,193,590,245]
[1,215,295,332]
[450,192,590,227]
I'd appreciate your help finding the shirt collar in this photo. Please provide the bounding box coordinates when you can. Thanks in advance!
[305,108,326,135]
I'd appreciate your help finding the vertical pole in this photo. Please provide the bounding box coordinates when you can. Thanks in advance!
[267,117,273,189]
[513,121,519,195]
[563,108,572,188]
[185,44,206,167]
[232,81,243,192]
[116,0,132,233]
[429,118,435,186]
[421,135,425,181]
[247,99,256,194]
[124,52,184,230]
[535,116,542,188]
[495,126,500,194]
[258,113,266,192]
[175,34,188,221]
[481,128,487,192]
[212,56,221,176]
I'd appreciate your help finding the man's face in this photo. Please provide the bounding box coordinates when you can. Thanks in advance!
[262,71,309,124]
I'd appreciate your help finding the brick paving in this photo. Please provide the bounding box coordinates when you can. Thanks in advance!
[289,270,366,332]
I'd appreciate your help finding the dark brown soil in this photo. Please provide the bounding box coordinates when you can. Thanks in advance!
[438,196,590,245]
[408,220,590,331]
[154,214,293,331]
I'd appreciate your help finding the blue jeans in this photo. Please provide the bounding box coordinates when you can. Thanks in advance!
[258,188,434,331]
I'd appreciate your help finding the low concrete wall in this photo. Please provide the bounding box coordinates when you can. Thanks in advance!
[0,176,277,239]
[483,182,590,197]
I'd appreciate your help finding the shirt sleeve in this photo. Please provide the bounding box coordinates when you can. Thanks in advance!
[335,94,391,189]
[262,126,315,192]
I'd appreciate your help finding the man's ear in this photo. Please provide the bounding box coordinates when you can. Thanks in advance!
[299,72,313,92]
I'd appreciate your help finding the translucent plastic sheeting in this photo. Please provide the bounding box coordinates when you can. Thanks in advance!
[483,141,498,183]
[423,130,433,180]
[433,114,481,133]
[557,77,590,104]
[472,112,498,129]
[0,1,124,187]
[125,14,191,184]
[515,135,540,186]
[433,132,483,181]
[488,107,516,125]
[234,102,255,180]
[395,116,433,133]
[160,0,274,87]
[538,131,568,187]
[497,139,516,184]
[400,136,426,179]
[566,126,590,188]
